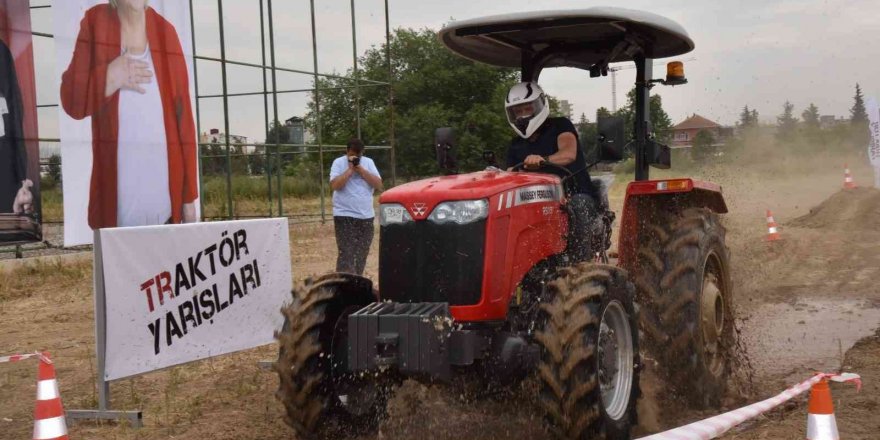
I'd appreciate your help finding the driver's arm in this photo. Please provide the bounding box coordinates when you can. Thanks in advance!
[546,132,578,166]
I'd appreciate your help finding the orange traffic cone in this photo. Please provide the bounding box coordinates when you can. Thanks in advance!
[843,164,857,189]
[765,210,781,241]
[32,353,68,440]
[806,378,839,440]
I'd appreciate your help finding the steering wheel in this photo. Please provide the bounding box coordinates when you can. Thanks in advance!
[511,160,574,178]
[511,160,579,194]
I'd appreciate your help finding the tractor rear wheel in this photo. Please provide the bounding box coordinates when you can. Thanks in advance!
[535,263,639,440]
[274,273,388,438]
[636,207,733,408]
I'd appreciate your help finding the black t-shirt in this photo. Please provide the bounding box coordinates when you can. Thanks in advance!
[506,117,594,196]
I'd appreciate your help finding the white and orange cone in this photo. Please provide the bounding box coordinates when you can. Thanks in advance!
[806,378,839,440]
[844,164,857,189]
[765,210,781,242]
[33,353,68,440]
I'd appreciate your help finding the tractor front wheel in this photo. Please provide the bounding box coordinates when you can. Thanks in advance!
[535,263,640,440]
[274,273,388,438]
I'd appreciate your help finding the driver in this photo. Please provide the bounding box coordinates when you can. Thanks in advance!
[505,81,600,261]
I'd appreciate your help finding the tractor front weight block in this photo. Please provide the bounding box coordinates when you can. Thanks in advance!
[348,302,487,380]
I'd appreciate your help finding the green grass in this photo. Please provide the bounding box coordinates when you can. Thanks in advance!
[38,174,335,221]
[199,174,329,218]
[39,180,64,223]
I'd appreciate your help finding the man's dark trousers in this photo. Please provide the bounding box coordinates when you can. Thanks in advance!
[334,216,374,275]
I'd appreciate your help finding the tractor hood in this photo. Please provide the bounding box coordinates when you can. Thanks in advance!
[380,171,561,220]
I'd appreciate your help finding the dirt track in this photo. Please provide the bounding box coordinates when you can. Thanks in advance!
[1,161,879,439]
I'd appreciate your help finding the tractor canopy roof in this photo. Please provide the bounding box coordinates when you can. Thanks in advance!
[439,8,694,77]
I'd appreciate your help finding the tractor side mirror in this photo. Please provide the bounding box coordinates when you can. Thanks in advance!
[597,116,625,162]
[648,140,671,169]
[435,127,458,175]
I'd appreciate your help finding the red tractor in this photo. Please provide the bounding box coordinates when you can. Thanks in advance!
[276,8,733,439]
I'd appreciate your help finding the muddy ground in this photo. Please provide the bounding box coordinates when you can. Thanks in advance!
[1,156,879,439]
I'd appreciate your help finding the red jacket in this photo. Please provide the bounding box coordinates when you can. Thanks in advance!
[60,5,198,229]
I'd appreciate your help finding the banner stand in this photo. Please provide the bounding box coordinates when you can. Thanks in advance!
[67,230,143,427]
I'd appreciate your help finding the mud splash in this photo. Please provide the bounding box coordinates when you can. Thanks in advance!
[377,379,547,440]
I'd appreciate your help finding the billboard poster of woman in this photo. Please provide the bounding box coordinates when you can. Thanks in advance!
[0,0,41,245]
[55,0,200,246]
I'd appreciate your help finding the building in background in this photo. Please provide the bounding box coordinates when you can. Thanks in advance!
[819,115,849,130]
[558,100,573,119]
[200,128,251,153]
[671,114,731,148]
[284,116,314,147]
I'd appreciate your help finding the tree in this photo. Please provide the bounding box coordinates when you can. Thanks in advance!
[47,154,62,183]
[547,95,564,117]
[851,83,868,124]
[306,28,518,177]
[615,86,673,143]
[739,105,760,127]
[576,113,590,141]
[263,119,295,173]
[739,105,759,128]
[248,147,267,175]
[776,101,798,142]
[42,153,62,189]
[201,140,225,176]
[739,105,752,127]
[802,103,820,129]
[596,107,612,119]
[575,113,599,163]
[265,119,291,145]
[691,129,715,163]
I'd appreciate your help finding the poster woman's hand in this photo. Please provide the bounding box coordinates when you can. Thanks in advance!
[13,179,33,214]
[104,54,153,97]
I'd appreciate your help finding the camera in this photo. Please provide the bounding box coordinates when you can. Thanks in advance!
[350,156,361,167]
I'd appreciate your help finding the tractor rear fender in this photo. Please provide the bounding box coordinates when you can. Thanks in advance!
[617,178,727,273]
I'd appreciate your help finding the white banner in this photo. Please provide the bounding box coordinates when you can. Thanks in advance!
[868,97,880,166]
[868,98,880,187]
[98,219,291,381]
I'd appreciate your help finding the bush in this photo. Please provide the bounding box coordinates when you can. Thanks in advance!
[691,130,716,164]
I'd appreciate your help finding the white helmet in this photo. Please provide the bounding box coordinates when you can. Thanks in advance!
[505,81,549,138]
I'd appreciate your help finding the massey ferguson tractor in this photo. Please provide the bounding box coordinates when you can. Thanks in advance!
[275,8,733,439]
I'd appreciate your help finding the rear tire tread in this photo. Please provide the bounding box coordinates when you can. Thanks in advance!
[636,208,733,407]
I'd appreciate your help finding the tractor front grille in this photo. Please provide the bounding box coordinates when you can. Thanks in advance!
[379,219,486,306]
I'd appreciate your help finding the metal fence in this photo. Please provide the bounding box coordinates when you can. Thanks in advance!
[4,0,396,257]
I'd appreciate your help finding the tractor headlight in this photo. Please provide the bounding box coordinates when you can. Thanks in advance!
[428,199,489,225]
[379,203,414,226]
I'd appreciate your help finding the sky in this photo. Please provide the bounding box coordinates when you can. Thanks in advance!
[28,0,880,150]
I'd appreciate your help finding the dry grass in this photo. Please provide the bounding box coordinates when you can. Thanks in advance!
[0,259,91,303]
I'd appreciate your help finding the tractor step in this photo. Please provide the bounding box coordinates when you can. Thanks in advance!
[348,302,487,379]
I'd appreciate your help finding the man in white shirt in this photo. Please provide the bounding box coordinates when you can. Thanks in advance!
[329,138,383,275]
